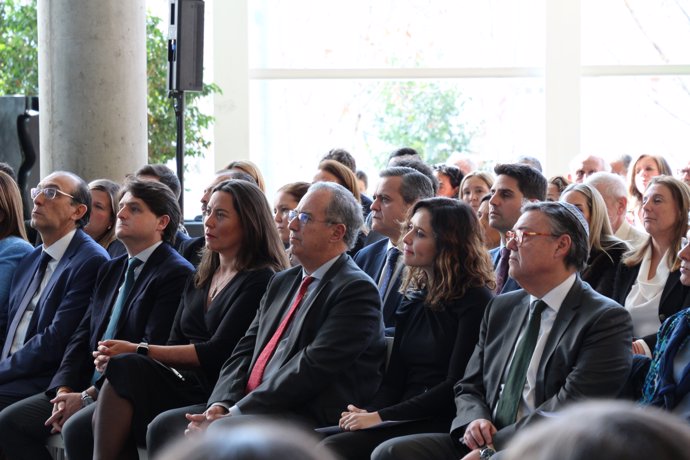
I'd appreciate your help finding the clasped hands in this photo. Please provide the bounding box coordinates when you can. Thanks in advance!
[45,390,83,434]
[338,404,382,431]
[92,339,136,373]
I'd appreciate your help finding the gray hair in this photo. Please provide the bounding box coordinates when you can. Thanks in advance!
[379,166,435,204]
[585,171,628,201]
[522,201,590,271]
[309,182,363,250]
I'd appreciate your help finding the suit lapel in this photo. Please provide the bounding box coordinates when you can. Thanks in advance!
[534,280,583,401]
[28,233,84,332]
[95,258,128,337]
[372,241,388,279]
[660,271,680,310]
[491,293,530,406]
[274,254,347,365]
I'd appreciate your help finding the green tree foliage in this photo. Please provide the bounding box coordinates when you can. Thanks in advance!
[146,14,221,164]
[372,80,475,167]
[0,0,39,95]
[0,0,219,164]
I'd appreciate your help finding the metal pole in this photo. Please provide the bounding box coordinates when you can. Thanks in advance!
[172,90,185,213]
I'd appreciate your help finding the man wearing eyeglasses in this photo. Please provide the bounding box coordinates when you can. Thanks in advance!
[146,181,385,457]
[372,201,632,460]
[0,179,194,460]
[0,171,109,411]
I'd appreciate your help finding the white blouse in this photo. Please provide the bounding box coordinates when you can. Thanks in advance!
[624,246,671,340]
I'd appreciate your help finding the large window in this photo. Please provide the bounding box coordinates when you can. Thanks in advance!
[173,0,690,198]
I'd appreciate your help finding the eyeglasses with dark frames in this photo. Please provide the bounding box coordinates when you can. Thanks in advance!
[30,187,75,201]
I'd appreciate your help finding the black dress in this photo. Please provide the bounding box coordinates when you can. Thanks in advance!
[104,267,274,444]
[321,286,493,460]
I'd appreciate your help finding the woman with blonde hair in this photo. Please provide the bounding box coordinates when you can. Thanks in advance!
[0,171,33,305]
[85,179,124,257]
[459,171,493,213]
[613,176,690,356]
[322,198,494,459]
[626,154,673,228]
[560,183,628,297]
[225,160,266,192]
[314,159,362,203]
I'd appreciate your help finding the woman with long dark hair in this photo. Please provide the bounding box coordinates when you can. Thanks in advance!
[85,180,289,460]
[321,198,494,459]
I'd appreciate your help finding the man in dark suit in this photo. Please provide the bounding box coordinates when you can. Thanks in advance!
[372,201,633,460]
[0,179,194,460]
[0,171,109,410]
[146,181,386,457]
[354,166,434,333]
[488,163,547,294]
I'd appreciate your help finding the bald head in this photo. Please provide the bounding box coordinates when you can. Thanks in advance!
[569,155,607,183]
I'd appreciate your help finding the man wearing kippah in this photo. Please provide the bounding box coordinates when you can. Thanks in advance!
[373,201,633,460]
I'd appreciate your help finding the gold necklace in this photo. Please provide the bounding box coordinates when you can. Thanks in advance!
[210,270,235,300]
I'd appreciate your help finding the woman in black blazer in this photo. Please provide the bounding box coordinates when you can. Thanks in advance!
[88,180,289,460]
[612,176,690,356]
[560,182,629,298]
[320,198,495,460]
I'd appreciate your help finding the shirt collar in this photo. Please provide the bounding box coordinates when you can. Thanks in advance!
[43,229,77,263]
[129,241,163,264]
[302,254,341,282]
[530,272,577,313]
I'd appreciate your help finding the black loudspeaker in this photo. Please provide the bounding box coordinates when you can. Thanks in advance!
[168,0,205,92]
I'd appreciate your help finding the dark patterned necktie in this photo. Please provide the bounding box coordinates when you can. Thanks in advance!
[494,246,510,294]
[379,247,401,300]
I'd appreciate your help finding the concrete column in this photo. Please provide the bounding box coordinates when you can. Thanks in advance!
[37,0,147,182]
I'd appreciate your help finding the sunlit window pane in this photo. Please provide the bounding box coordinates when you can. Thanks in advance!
[581,76,690,167]
[249,0,545,69]
[582,0,690,65]
[250,78,545,194]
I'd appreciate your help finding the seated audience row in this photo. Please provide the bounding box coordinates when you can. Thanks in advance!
[0,149,688,460]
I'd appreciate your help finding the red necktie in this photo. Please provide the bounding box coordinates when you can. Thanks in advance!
[245,276,315,393]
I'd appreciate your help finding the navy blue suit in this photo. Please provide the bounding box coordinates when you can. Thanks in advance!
[354,238,403,329]
[489,246,520,294]
[49,242,194,393]
[0,242,194,460]
[0,229,108,403]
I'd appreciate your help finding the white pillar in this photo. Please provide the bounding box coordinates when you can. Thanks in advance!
[212,0,249,170]
[37,0,147,182]
[545,0,581,177]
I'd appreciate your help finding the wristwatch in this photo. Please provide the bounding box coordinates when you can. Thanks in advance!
[479,446,496,459]
[136,342,149,356]
[81,391,95,408]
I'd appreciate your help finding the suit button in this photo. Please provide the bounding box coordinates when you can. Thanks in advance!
[659,314,666,321]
